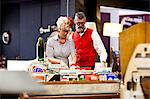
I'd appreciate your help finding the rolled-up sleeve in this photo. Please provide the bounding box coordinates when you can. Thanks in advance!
[91,30,108,62]
[46,39,54,58]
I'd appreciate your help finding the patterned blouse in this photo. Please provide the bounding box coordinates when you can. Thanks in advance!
[46,34,76,66]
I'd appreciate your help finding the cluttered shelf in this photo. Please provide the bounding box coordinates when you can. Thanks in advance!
[17,59,121,99]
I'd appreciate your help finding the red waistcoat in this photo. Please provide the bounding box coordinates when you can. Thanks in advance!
[72,28,96,66]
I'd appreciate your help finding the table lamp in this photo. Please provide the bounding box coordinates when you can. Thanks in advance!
[103,22,123,37]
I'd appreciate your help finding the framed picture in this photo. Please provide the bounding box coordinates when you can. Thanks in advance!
[119,15,144,30]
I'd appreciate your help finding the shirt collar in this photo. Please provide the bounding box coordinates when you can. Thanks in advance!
[53,34,59,41]
[84,27,87,33]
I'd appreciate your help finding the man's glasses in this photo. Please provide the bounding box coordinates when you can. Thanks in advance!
[76,22,85,26]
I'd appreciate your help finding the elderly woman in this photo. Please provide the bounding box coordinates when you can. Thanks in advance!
[46,16,76,67]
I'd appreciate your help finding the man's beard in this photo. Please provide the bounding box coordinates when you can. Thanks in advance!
[76,27,85,33]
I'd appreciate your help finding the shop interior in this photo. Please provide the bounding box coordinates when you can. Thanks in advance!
[0,0,150,99]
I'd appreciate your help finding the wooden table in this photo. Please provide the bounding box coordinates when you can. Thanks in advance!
[20,80,120,99]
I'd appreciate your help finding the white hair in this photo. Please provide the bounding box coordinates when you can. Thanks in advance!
[56,16,70,31]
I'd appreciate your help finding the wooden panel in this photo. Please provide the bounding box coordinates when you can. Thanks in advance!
[119,22,150,77]
[146,22,150,43]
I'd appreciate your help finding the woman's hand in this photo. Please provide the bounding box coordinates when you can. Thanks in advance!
[47,58,61,64]
[70,64,80,70]
[60,60,68,69]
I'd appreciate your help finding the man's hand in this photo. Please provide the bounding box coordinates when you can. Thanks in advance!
[94,61,107,72]
[101,61,107,67]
